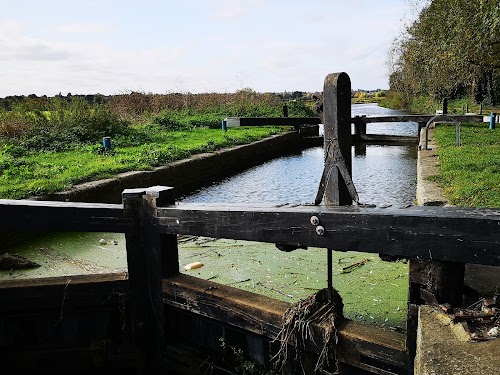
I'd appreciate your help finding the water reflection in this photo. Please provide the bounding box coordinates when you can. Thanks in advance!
[352,103,418,137]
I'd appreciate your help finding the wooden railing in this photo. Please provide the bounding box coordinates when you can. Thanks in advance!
[120,185,500,374]
[1,186,500,374]
[234,114,484,144]
[352,114,484,143]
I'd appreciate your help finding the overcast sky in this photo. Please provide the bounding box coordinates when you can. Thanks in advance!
[0,0,417,97]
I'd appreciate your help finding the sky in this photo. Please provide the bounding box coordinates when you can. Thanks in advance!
[0,0,418,97]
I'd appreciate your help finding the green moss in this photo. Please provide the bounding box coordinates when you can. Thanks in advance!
[179,239,408,330]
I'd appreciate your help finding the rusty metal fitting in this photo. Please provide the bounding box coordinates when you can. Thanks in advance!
[310,216,320,226]
[315,225,325,236]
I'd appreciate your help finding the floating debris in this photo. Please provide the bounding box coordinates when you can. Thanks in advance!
[255,281,293,298]
[194,237,217,246]
[177,235,198,243]
[341,258,370,274]
[184,261,204,270]
[0,253,41,270]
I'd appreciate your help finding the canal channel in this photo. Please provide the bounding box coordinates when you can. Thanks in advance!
[2,103,418,330]
[177,103,417,329]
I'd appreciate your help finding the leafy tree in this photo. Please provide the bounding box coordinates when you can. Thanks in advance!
[389,0,500,105]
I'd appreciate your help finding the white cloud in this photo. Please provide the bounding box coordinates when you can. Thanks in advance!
[0,1,411,96]
[206,0,265,20]
[0,21,70,61]
[55,23,113,34]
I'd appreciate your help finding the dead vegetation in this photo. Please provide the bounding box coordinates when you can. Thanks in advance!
[273,288,344,374]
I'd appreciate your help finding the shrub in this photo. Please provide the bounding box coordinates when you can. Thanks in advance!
[0,98,130,152]
[379,91,407,110]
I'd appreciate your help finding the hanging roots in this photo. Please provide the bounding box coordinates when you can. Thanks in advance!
[273,288,344,374]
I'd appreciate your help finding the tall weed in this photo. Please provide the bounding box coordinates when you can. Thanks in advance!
[0,98,129,151]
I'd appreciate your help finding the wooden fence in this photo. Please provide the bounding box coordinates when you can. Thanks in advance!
[1,188,499,374]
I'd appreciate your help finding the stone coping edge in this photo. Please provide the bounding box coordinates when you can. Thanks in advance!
[35,131,301,204]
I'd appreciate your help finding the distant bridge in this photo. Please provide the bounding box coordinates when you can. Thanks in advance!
[230,114,487,144]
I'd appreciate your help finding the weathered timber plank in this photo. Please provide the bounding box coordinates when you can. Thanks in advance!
[359,134,418,143]
[354,115,484,124]
[238,115,484,127]
[163,274,286,338]
[238,117,321,126]
[0,199,130,232]
[338,322,409,374]
[158,204,500,266]
[162,274,407,372]
[0,272,128,313]
[0,271,128,289]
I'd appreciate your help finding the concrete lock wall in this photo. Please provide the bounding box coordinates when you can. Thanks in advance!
[37,131,301,204]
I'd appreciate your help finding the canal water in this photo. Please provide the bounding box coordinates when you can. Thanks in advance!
[2,103,417,329]
[182,103,417,208]
[177,103,417,329]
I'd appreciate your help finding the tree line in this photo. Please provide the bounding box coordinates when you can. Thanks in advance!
[389,0,500,106]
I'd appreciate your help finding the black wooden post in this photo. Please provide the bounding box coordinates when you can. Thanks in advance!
[407,259,426,373]
[442,98,448,115]
[323,72,352,205]
[283,104,289,117]
[354,142,366,156]
[122,186,178,373]
[428,261,465,306]
[353,116,367,143]
[322,73,352,374]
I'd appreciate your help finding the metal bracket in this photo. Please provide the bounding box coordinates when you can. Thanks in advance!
[315,139,359,205]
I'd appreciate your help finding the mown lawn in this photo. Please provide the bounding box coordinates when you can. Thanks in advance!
[432,122,500,207]
[0,125,287,199]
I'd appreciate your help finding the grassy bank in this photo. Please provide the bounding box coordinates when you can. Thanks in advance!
[0,93,314,199]
[432,122,500,207]
[351,97,385,105]
[0,125,286,199]
[379,92,500,115]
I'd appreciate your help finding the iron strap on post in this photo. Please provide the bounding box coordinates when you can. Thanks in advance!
[315,139,359,206]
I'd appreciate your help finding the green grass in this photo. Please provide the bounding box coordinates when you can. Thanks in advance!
[0,94,308,199]
[0,125,287,199]
[433,122,500,207]
[351,97,385,104]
